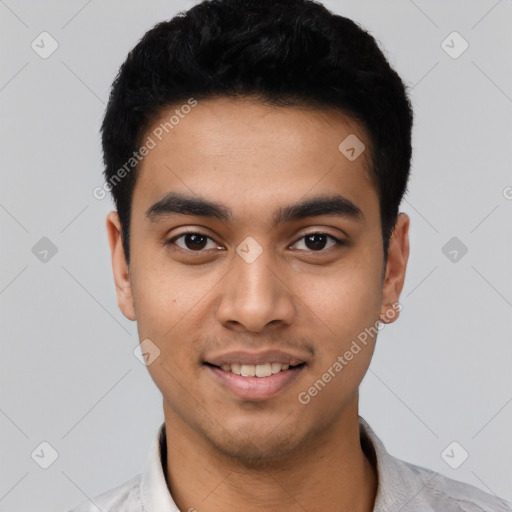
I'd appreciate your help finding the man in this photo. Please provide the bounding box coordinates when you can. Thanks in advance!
[70,0,512,510]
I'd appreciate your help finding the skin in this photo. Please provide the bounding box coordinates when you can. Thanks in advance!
[107,96,410,512]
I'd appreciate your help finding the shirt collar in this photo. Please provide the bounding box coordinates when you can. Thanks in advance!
[140,416,432,512]
[358,416,433,511]
[141,423,178,511]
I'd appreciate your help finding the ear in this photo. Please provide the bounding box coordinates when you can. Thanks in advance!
[106,211,136,321]
[379,213,410,324]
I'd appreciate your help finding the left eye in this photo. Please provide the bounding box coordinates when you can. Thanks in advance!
[166,232,343,252]
[291,232,343,251]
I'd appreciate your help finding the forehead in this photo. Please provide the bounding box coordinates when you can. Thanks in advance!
[133,97,378,223]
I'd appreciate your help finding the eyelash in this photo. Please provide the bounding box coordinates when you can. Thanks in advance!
[164,231,346,253]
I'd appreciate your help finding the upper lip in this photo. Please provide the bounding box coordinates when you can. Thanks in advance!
[204,349,308,367]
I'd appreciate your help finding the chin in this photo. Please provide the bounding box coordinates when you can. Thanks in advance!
[207,424,305,469]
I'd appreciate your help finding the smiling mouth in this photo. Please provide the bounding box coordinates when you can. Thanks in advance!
[204,361,306,377]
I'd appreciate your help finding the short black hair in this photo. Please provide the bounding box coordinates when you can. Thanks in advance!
[101,0,413,265]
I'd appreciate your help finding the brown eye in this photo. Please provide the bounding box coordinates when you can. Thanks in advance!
[166,232,220,251]
[292,232,345,252]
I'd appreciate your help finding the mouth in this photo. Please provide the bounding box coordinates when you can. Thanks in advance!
[204,361,306,377]
[203,361,307,401]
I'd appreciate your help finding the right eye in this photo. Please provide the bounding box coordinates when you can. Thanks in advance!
[165,232,223,252]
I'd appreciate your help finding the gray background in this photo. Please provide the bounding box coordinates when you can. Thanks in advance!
[1,0,511,511]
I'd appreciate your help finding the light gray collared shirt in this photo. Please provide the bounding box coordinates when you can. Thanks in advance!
[68,417,512,511]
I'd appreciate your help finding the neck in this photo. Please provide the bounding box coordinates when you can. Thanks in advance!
[163,400,378,512]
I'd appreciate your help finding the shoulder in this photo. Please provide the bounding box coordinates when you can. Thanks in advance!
[66,473,143,512]
[398,459,512,512]
[359,417,511,512]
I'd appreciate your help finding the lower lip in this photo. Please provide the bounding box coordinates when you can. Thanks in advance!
[205,364,306,401]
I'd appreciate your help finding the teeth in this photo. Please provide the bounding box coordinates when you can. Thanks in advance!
[218,362,297,377]
[271,362,282,374]
[255,363,271,377]
[240,364,256,377]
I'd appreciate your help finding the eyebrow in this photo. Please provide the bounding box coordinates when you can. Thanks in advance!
[146,192,364,226]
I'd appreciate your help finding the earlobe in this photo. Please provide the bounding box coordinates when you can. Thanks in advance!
[379,213,410,324]
[106,211,136,321]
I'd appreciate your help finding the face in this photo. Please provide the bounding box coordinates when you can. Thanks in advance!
[107,97,409,465]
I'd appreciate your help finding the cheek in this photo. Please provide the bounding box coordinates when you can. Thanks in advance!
[297,348,373,416]
[300,258,382,343]
[130,260,215,378]
[130,258,202,336]
[297,280,379,411]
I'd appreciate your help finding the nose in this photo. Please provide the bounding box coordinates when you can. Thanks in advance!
[216,248,296,333]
